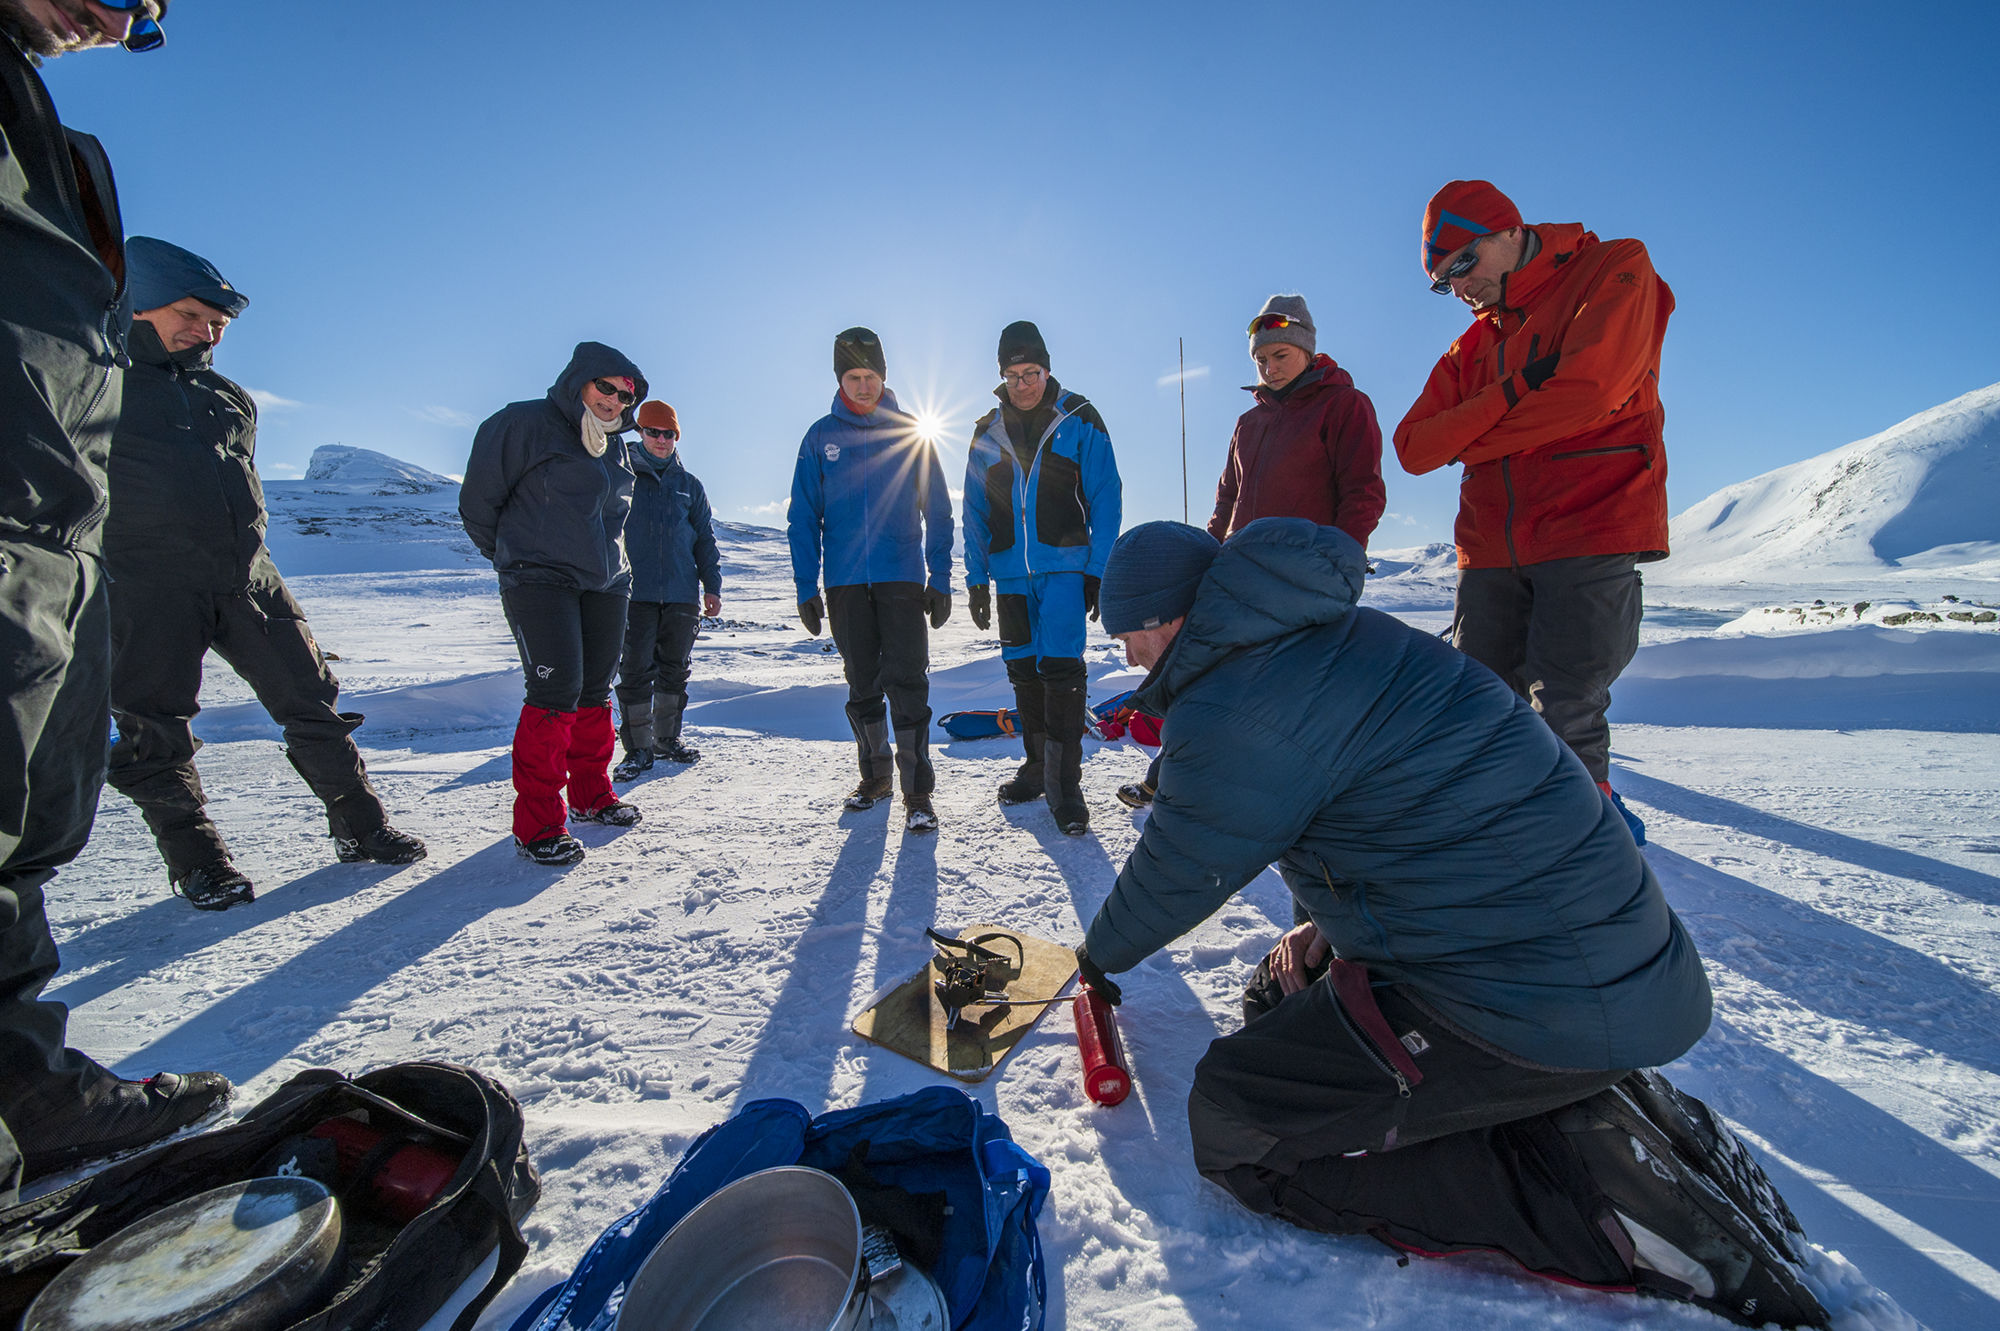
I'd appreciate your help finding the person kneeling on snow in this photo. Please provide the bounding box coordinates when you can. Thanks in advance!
[461,343,648,866]
[787,327,954,833]
[1074,518,1828,1328]
[613,400,722,779]
[105,239,427,910]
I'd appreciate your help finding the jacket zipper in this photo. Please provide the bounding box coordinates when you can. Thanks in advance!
[1551,442,1651,467]
[1502,457,1520,570]
[1017,401,1075,576]
[1331,988,1410,1097]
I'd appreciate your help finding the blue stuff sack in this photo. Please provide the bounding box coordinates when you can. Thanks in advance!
[509,1086,1049,1331]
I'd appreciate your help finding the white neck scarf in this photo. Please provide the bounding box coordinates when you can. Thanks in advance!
[579,405,619,458]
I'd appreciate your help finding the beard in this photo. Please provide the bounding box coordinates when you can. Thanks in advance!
[0,0,99,58]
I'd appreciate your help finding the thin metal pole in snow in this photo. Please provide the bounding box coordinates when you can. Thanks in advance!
[1179,337,1188,524]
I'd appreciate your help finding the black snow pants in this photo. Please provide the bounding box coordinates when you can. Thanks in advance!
[827,582,932,797]
[0,542,119,1133]
[614,600,699,753]
[1190,952,1638,1285]
[1452,554,1641,784]
[502,584,628,713]
[106,578,385,880]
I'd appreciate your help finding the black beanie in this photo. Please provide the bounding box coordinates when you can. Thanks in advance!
[834,326,886,379]
[998,320,1049,371]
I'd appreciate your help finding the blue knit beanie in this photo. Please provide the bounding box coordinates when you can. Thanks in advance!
[126,236,249,317]
[1099,522,1221,635]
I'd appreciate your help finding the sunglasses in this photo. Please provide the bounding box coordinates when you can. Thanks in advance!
[1430,237,1485,295]
[97,0,166,51]
[1247,312,1309,336]
[591,378,637,405]
[640,427,678,441]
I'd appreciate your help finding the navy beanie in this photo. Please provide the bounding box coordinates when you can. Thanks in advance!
[126,236,249,317]
[1099,522,1221,635]
[998,320,1049,371]
[834,326,886,379]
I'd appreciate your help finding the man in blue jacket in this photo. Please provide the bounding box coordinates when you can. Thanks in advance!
[615,399,722,778]
[1074,519,1826,1327]
[788,328,953,833]
[962,321,1121,834]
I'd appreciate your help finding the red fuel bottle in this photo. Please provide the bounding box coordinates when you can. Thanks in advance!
[1073,988,1131,1106]
[309,1116,462,1223]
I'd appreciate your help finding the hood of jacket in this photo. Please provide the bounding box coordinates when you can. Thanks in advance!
[546,341,648,433]
[1139,518,1367,716]
[126,316,214,374]
[828,385,909,430]
[1477,222,1597,328]
[1243,353,1353,407]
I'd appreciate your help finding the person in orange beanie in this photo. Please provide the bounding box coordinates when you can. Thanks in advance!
[1394,181,1673,845]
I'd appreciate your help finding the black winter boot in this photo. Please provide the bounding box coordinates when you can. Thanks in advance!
[894,724,934,803]
[652,696,699,763]
[172,860,255,911]
[997,664,1046,803]
[16,1069,234,1182]
[1044,682,1090,834]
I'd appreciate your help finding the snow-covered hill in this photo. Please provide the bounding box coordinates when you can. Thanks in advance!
[302,443,458,493]
[1661,382,2000,583]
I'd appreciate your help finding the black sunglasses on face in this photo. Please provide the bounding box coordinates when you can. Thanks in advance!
[97,0,165,51]
[641,427,678,440]
[1430,237,1485,295]
[591,378,637,405]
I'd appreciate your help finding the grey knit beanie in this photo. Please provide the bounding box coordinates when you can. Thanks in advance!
[1099,522,1222,635]
[1248,293,1314,357]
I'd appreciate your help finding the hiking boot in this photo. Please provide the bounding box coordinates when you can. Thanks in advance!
[1556,1081,1828,1327]
[1044,738,1089,835]
[1116,779,1155,809]
[656,738,701,764]
[844,775,894,811]
[997,754,1045,804]
[18,1070,234,1182]
[518,832,586,865]
[172,861,255,911]
[571,798,643,826]
[613,751,655,782]
[905,795,939,833]
[335,824,427,865]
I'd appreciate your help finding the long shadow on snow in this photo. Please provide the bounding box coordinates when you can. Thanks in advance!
[48,859,409,1010]
[107,839,556,1084]
[1650,845,2000,1078]
[1620,767,2000,908]
[729,813,889,1112]
[1019,809,1241,1330]
[1673,1017,2000,1330]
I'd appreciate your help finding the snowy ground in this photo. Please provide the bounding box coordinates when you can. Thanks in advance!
[37,489,2000,1330]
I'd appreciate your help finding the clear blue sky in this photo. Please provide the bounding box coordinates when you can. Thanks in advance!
[46,1,1999,548]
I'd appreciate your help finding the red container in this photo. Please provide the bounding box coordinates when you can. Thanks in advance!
[1072,988,1131,1106]
[309,1116,462,1224]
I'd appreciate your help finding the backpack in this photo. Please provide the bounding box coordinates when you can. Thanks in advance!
[0,1061,538,1331]
[510,1085,1049,1331]
[940,690,1142,742]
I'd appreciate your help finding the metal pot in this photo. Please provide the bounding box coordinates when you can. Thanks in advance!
[615,1166,871,1331]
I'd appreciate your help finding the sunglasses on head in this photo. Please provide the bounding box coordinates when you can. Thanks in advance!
[640,427,678,441]
[591,378,637,405]
[1430,236,1486,295]
[1247,312,1308,336]
[96,0,166,51]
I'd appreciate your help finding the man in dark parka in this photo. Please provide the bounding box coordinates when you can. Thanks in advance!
[1,0,231,1186]
[1076,518,1825,1328]
[104,238,427,910]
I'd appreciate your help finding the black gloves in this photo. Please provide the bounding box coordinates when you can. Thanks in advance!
[925,586,952,630]
[1521,351,1561,392]
[968,584,991,631]
[1075,943,1122,1006]
[1084,575,1101,622]
[798,594,824,637]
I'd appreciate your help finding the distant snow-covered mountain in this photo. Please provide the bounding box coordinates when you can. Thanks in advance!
[302,444,457,493]
[1661,381,2000,581]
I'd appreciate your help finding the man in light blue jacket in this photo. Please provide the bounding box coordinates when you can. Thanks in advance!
[788,328,954,832]
[962,321,1121,834]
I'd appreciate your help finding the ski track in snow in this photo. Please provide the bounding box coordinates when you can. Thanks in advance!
[39,512,2000,1331]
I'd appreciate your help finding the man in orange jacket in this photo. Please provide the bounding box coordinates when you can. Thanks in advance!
[1394,181,1672,843]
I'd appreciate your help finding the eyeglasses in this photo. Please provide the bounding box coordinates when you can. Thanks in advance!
[1430,238,1485,295]
[1247,312,1310,336]
[640,427,678,441]
[97,0,166,52]
[1001,368,1045,387]
[591,378,637,405]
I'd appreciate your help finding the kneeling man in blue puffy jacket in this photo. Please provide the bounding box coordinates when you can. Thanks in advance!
[1074,518,1827,1328]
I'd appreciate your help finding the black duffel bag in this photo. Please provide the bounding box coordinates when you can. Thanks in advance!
[0,1061,538,1330]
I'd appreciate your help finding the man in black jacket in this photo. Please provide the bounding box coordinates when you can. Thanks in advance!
[104,238,426,910]
[2,1,233,1187]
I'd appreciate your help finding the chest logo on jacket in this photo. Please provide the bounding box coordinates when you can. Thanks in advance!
[824,443,841,462]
